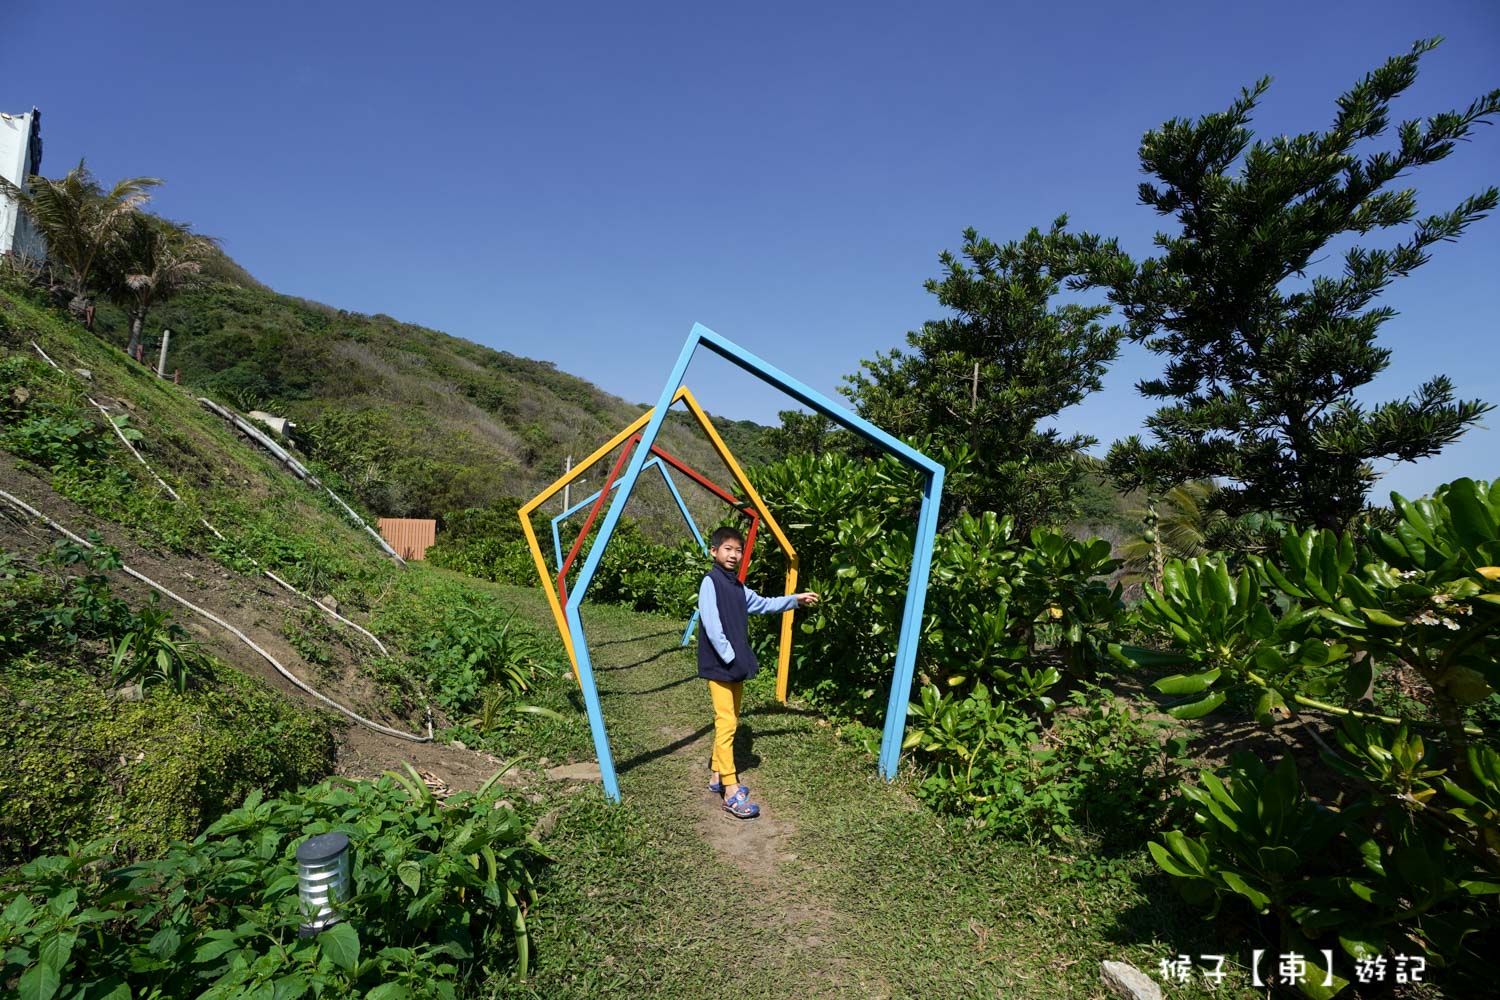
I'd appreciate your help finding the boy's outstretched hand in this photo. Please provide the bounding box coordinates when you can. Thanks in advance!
[794,592,820,607]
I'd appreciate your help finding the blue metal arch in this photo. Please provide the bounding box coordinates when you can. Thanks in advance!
[564,324,945,802]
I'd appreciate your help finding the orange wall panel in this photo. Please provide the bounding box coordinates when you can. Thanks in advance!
[378,518,436,561]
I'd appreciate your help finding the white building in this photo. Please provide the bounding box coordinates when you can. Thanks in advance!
[0,107,45,260]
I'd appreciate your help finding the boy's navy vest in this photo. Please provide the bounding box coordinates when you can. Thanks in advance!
[697,564,758,682]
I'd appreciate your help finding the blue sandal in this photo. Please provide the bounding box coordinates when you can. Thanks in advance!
[708,777,746,797]
[722,786,760,819]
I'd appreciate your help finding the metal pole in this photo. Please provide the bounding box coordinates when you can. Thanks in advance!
[155,329,171,378]
[562,455,572,510]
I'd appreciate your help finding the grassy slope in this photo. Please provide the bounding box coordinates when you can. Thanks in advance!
[84,272,780,523]
[3,282,1238,997]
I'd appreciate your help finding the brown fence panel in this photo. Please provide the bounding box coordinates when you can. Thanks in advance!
[377,518,437,561]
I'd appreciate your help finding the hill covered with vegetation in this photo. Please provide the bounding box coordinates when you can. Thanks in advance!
[84,264,781,523]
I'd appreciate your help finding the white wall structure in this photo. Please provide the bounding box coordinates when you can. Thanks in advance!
[0,108,45,260]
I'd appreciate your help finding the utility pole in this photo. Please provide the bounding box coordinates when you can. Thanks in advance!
[155,329,172,379]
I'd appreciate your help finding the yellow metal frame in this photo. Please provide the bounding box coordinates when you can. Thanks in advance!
[519,386,801,700]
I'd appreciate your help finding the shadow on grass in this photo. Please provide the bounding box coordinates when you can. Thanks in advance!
[1097,866,1265,960]
[586,628,682,649]
[600,672,699,697]
[742,703,822,720]
[596,644,687,672]
[615,722,715,774]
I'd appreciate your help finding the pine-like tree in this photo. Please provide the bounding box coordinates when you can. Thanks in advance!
[1095,40,1498,529]
[844,219,1122,530]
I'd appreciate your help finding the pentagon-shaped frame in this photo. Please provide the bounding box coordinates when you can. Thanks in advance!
[551,452,767,647]
[519,385,798,686]
[567,325,944,801]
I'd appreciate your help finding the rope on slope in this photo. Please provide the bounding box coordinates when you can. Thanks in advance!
[195,397,407,566]
[0,487,432,743]
[29,341,391,657]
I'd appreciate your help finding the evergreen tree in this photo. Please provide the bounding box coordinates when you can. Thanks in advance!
[764,408,853,459]
[1095,40,1498,530]
[844,219,1122,530]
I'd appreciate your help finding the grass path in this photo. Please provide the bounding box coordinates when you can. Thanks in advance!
[481,588,1256,998]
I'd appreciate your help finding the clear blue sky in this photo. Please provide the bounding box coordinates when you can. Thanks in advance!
[10,0,1498,499]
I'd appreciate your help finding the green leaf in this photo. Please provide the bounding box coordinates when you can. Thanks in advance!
[83,977,132,1000]
[272,974,310,1000]
[1152,668,1220,695]
[1219,871,1270,911]
[319,921,359,972]
[397,860,422,895]
[1343,656,1374,703]
[1289,929,1349,1000]
[1148,841,1200,879]
[194,934,242,964]
[1168,691,1227,719]
[1315,608,1364,630]
[2,893,35,924]
[366,986,412,1000]
[147,925,180,960]
[1447,479,1496,550]
[1254,688,1287,726]
[17,963,60,1000]
[1359,607,1405,628]
[37,931,75,975]
[1107,643,1192,669]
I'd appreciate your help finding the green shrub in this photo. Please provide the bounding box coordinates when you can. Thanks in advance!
[0,411,111,469]
[905,681,1184,846]
[586,519,703,619]
[109,595,215,693]
[421,605,558,716]
[0,659,337,863]
[0,768,540,998]
[425,499,536,585]
[9,538,133,646]
[740,452,1124,723]
[1126,478,1500,993]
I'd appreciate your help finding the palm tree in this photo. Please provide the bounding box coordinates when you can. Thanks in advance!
[1118,480,1219,590]
[0,159,160,326]
[107,212,215,357]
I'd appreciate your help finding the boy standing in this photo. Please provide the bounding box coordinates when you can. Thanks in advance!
[697,526,818,819]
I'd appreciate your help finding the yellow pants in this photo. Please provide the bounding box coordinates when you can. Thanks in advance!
[707,679,744,785]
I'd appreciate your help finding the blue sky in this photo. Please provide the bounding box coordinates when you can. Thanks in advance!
[9,0,1498,499]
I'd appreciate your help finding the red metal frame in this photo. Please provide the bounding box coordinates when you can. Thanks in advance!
[647,443,759,580]
[556,438,764,598]
[558,435,640,604]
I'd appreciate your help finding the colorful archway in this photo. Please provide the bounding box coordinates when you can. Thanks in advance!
[565,326,944,801]
[518,385,798,684]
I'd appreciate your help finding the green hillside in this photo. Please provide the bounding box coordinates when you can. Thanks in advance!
[84,264,779,523]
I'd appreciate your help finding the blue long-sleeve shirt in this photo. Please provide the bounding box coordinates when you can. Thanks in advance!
[697,576,799,664]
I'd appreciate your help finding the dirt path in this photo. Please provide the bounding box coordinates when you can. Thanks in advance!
[521,608,889,996]
[593,619,875,993]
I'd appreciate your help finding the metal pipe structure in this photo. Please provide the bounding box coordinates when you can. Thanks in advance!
[517,386,796,682]
[562,326,944,801]
[550,452,761,647]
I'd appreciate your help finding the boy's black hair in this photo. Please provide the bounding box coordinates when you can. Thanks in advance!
[710,525,744,549]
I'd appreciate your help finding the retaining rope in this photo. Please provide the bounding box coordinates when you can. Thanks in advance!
[29,342,391,657]
[0,487,432,743]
